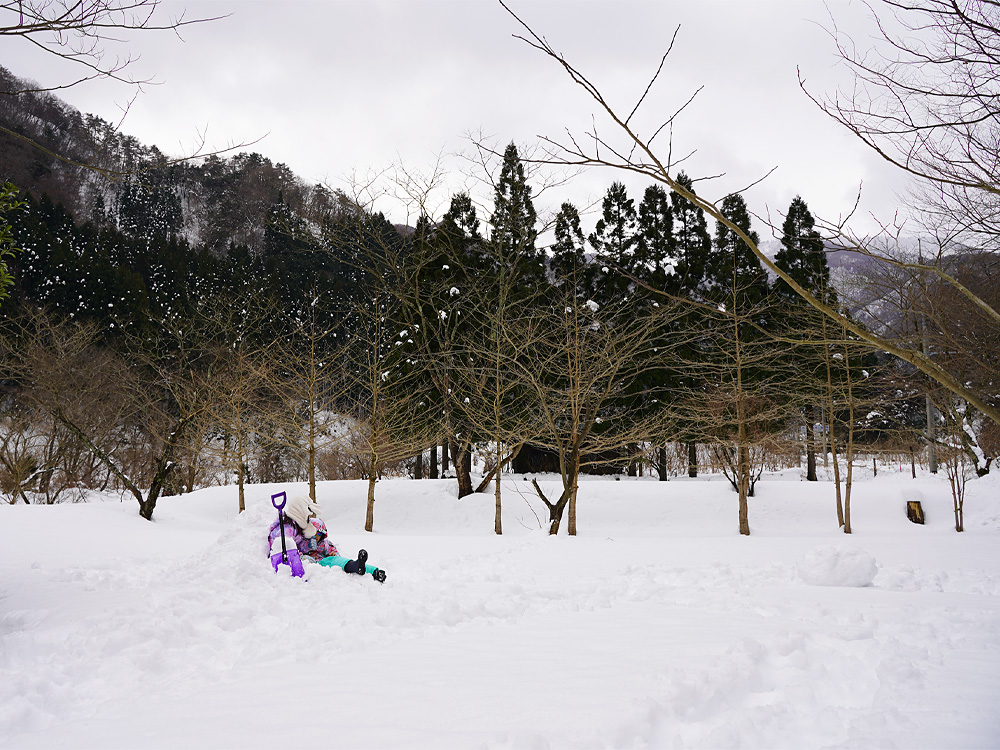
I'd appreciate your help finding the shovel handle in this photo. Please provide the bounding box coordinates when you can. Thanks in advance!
[271,491,287,511]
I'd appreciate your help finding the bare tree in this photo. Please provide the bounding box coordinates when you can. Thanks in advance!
[808,1,999,231]
[5,407,114,503]
[513,287,679,536]
[802,0,1000,422]
[497,0,1000,430]
[1,0,222,95]
[121,307,223,517]
[0,309,158,508]
[202,300,282,512]
[456,251,540,534]
[669,290,791,536]
[393,215,477,498]
[266,292,352,501]
[938,399,974,532]
[837,318,866,534]
[341,258,438,533]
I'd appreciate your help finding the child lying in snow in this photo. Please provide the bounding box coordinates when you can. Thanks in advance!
[268,495,387,583]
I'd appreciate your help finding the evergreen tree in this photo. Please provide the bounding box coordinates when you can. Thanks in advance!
[634,184,674,289]
[704,193,768,309]
[588,181,637,304]
[550,202,591,297]
[117,174,183,242]
[773,196,833,304]
[437,192,484,275]
[773,195,836,483]
[670,172,712,294]
[491,143,542,288]
[664,173,713,476]
[441,192,482,243]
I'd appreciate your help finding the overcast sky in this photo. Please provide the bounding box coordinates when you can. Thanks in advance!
[8,0,910,238]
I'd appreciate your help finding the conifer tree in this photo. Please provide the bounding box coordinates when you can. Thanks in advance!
[550,202,590,296]
[664,174,712,476]
[588,181,637,303]
[491,143,542,288]
[436,192,485,279]
[670,172,712,294]
[395,200,480,498]
[634,184,674,289]
[774,196,833,304]
[441,192,482,242]
[774,195,835,482]
[705,193,768,309]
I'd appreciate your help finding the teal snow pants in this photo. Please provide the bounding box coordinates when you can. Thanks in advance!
[317,555,378,575]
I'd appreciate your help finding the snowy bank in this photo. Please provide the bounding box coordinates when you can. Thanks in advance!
[1,470,999,749]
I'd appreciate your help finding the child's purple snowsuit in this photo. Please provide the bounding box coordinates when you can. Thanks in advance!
[268,517,340,562]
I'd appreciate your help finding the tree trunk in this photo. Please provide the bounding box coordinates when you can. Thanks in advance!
[365,470,377,532]
[831,443,844,526]
[738,443,750,536]
[238,462,246,514]
[826,408,843,525]
[822,316,843,524]
[452,440,473,498]
[235,428,247,513]
[547,494,569,534]
[414,450,423,480]
[142,454,178,520]
[658,445,667,481]
[494,449,503,535]
[138,498,156,520]
[563,449,580,536]
[687,441,697,478]
[430,444,438,478]
[476,442,523,494]
[308,427,317,501]
[831,449,844,525]
[844,444,854,534]
[806,407,818,481]
[441,440,450,472]
[566,479,580,536]
[531,478,568,535]
[843,323,855,534]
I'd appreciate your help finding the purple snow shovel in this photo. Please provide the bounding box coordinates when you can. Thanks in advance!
[270,491,304,578]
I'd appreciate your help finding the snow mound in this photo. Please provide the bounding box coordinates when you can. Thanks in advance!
[797,545,878,587]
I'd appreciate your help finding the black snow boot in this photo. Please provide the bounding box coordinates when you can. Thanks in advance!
[372,568,386,583]
[354,548,368,575]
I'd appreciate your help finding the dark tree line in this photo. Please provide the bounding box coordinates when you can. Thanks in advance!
[0,137,933,537]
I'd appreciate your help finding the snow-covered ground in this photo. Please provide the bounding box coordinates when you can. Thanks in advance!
[2,467,998,749]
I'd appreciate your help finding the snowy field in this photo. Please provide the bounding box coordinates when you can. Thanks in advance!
[2,467,999,749]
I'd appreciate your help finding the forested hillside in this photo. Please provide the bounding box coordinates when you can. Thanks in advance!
[0,65,356,254]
